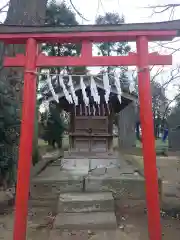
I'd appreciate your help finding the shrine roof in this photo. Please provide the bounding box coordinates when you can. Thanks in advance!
[39,75,137,104]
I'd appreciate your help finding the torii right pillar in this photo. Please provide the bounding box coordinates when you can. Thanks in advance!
[137,36,162,240]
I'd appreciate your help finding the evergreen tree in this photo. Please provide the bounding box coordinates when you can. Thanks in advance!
[96,13,130,58]
[42,1,84,75]
[0,79,20,187]
[41,101,66,148]
[95,12,131,89]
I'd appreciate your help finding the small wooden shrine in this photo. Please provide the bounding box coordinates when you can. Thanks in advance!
[40,73,137,154]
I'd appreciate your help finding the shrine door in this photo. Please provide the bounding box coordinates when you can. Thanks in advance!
[70,104,112,153]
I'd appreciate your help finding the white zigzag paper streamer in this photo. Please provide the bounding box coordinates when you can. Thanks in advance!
[68,75,78,105]
[59,76,73,104]
[90,76,100,104]
[47,75,59,103]
[114,73,122,104]
[126,71,135,93]
[103,73,111,104]
[80,76,89,106]
[45,71,133,106]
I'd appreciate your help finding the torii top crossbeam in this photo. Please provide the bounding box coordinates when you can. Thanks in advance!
[0,20,179,43]
[1,21,177,240]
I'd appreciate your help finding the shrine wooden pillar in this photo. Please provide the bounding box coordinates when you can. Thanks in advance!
[137,36,162,240]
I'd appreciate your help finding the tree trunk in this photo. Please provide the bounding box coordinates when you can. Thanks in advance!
[5,0,48,25]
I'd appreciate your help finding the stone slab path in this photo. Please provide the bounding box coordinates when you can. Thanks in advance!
[33,156,139,189]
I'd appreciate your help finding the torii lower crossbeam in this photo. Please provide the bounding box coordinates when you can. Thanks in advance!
[0,26,176,240]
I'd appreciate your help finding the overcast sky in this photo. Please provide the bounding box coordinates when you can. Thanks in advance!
[0,0,180,100]
[67,0,175,23]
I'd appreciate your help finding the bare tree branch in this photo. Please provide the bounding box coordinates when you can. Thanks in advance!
[147,4,180,13]
[145,3,180,112]
[99,0,106,14]
[147,4,180,9]
[153,39,180,54]
[147,3,180,19]
[162,92,180,120]
[162,68,180,89]
[155,41,180,54]
[69,0,89,21]
[95,0,101,19]
[169,6,175,20]
[0,2,9,13]
[0,2,9,17]
[153,66,180,88]
[151,67,164,83]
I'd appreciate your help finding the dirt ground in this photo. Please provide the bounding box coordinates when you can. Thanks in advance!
[1,211,180,240]
[118,213,180,240]
[1,154,180,239]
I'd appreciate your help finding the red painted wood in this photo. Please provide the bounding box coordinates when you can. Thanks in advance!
[81,41,92,57]
[0,30,176,44]
[38,54,137,67]
[36,54,172,67]
[3,53,172,67]
[3,54,26,67]
[137,36,162,240]
[13,38,38,240]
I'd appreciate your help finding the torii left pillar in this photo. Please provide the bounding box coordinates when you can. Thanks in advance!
[13,38,37,240]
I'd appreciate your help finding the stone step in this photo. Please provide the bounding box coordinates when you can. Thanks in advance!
[58,192,114,213]
[29,197,58,208]
[54,212,117,230]
[30,184,60,199]
[28,205,56,217]
[28,197,59,216]
[85,175,146,200]
[30,177,83,198]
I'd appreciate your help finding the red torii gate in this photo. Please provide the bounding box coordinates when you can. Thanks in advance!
[0,23,177,240]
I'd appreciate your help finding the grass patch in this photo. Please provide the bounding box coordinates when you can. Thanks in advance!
[114,137,168,155]
[136,139,168,150]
